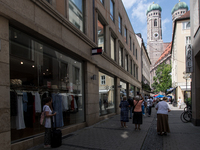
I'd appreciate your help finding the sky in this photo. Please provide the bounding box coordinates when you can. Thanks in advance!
[121,0,190,45]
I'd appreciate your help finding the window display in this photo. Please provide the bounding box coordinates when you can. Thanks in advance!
[99,72,115,116]
[10,27,84,142]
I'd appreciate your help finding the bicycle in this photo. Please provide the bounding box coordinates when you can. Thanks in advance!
[180,106,192,123]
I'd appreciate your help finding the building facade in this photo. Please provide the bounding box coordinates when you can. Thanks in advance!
[0,0,142,149]
[190,0,200,126]
[171,11,191,106]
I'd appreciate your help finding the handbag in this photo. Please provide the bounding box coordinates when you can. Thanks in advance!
[144,101,147,107]
[40,106,46,125]
[132,101,139,113]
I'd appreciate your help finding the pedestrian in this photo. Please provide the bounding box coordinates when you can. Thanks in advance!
[178,97,182,109]
[141,101,145,116]
[43,97,57,148]
[132,94,144,130]
[127,96,133,119]
[119,96,130,128]
[147,96,153,117]
[155,97,171,136]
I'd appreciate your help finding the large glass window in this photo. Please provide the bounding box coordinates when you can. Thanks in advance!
[110,0,114,21]
[120,81,127,99]
[111,36,115,60]
[98,19,104,52]
[129,84,135,97]
[69,0,83,32]
[99,72,115,116]
[10,27,84,141]
[118,15,122,34]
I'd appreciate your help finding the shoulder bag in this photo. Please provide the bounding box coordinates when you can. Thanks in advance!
[132,101,139,113]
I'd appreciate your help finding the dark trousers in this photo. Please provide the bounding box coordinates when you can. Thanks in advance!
[148,106,152,115]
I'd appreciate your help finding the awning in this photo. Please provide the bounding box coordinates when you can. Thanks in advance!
[99,89,109,93]
[179,85,191,91]
[166,87,176,94]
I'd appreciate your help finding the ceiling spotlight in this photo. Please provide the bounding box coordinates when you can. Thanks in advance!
[32,65,35,68]
[20,62,23,65]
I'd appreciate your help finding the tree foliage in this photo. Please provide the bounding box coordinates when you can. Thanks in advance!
[151,63,172,94]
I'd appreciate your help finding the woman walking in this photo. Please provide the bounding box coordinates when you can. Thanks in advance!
[155,97,171,135]
[43,97,57,148]
[132,94,144,130]
[119,96,130,128]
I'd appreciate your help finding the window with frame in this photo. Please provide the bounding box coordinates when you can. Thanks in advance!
[110,0,114,21]
[99,0,104,5]
[69,0,84,32]
[124,27,127,43]
[111,36,115,60]
[98,19,105,52]
[130,59,132,74]
[130,37,132,51]
[101,75,106,85]
[136,66,138,80]
[136,49,137,60]
[118,15,122,34]
[182,21,190,30]
[186,36,191,45]
[154,19,157,26]
[133,43,135,55]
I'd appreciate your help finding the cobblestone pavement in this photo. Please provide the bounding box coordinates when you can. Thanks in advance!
[29,104,200,150]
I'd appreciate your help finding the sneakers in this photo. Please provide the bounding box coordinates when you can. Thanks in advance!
[44,145,51,149]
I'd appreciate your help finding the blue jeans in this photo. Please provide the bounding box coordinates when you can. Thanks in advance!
[142,105,145,115]
[128,107,133,118]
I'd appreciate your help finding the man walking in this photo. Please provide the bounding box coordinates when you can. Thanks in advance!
[147,96,153,117]
[127,96,133,119]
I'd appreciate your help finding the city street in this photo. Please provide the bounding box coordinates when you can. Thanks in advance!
[29,104,200,150]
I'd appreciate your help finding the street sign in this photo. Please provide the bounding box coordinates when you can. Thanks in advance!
[185,44,193,73]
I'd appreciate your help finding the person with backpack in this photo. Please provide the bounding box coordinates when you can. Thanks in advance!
[127,96,133,119]
[42,97,57,148]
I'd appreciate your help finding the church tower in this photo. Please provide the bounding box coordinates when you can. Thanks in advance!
[146,3,163,69]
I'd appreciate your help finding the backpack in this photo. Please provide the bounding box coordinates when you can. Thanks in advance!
[40,106,46,125]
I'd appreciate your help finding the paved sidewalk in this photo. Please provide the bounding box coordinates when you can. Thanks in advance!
[29,104,200,150]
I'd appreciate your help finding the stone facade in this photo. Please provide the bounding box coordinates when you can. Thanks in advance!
[0,0,142,149]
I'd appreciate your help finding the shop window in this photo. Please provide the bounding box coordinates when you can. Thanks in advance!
[99,72,115,116]
[130,84,135,97]
[9,27,84,141]
[120,81,127,99]
[69,0,84,32]
[98,19,105,52]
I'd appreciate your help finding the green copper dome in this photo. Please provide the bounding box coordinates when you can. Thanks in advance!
[171,1,188,14]
[146,3,162,15]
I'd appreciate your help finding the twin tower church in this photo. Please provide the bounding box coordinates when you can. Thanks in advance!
[146,1,189,86]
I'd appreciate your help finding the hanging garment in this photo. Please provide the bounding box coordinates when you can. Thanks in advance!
[16,95,26,130]
[23,92,28,112]
[52,93,64,128]
[60,93,69,111]
[35,92,42,113]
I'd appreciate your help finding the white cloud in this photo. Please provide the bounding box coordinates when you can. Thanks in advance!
[121,0,137,9]
[162,18,170,34]
[131,0,153,24]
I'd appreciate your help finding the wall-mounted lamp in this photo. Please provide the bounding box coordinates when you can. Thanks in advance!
[118,85,122,88]
[91,75,96,80]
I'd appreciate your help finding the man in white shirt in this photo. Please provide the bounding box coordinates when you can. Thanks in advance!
[147,96,153,117]
[178,97,182,109]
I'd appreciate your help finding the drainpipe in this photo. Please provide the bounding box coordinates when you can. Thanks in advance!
[93,0,95,42]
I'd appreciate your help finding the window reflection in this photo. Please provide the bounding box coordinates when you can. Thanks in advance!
[69,0,83,32]
[98,20,104,51]
[99,72,115,116]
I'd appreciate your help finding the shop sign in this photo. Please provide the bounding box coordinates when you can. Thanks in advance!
[185,44,193,73]
[92,47,103,55]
